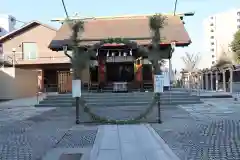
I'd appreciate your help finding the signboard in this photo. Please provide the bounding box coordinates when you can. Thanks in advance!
[154,75,164,93]
[72,80,81,97]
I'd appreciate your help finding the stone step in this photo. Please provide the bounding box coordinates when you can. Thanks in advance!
[41,96,199,103]
[36,99,201,107]
[44,96,196,102]
[46,92,191,98]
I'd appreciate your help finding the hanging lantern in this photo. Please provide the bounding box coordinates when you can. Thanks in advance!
[112,52,115,57]
[107,51,109,57]
[123,52,127,56]
[118,52,121,56]
[130,49,132,56]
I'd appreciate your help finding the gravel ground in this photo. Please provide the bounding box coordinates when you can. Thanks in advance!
[152,104,240,160]
[0,108,97,160]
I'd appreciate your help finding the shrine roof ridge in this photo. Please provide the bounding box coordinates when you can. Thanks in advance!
[81,13,177,21]
[49,13,192,51]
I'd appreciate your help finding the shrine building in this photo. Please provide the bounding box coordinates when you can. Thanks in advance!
[49,14,191,92]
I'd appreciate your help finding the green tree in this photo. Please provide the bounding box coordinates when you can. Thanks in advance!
[148,14,167,75]
[63,19,95,124]
[214,50,232,69]
[231,29,240,64]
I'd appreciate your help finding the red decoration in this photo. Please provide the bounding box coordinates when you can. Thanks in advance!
[98,58,106,82]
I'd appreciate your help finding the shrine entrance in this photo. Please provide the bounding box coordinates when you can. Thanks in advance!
[106,62,134,82]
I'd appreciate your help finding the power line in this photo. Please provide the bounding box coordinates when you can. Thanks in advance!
[173,0,178,16]
[61,0,69,18]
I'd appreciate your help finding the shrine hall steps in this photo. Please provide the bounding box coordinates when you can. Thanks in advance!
[35,91,202,108]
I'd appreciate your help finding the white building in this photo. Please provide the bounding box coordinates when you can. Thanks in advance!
[203,9,240,66]
[0,14,16,37]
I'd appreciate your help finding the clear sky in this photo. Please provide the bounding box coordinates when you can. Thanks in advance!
[2,0,240,70]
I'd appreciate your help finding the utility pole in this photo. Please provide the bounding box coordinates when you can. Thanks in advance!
[174,0,178,16]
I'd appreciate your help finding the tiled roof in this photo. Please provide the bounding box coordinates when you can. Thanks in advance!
[49,14,191,51]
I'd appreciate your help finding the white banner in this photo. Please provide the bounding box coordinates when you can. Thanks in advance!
[72,80,81,97]
[154,75,164,93]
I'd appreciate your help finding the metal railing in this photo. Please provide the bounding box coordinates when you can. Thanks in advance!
[2,52,70,65]
[181,80,201,96]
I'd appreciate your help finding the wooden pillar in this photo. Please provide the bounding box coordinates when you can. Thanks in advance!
[98,56,106,90]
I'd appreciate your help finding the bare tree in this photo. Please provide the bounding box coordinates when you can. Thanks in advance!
[181,52,200,72]
[181,52,200,89]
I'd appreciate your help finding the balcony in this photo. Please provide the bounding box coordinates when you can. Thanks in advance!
[3,52,71,65]
[0,54,13,66]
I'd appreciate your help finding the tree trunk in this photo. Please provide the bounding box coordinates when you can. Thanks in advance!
[152,60,162,75]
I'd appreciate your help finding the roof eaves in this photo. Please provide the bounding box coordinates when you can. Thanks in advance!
[0,20,57,43]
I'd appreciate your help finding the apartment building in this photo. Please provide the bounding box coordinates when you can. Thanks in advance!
[0,14,16,37]
[203,8,240,66]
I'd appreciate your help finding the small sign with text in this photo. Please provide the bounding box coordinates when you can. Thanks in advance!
[72,80,81,97]
[154,75,164,93]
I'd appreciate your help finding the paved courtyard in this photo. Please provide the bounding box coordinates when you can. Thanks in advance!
[0,107,98,160]
[152,98,240,160]
[1,96,240,160]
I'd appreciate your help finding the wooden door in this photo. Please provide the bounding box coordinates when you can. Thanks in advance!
[58,71,72,93]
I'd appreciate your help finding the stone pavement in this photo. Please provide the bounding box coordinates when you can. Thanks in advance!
[179,99,240,121]
[152,99,240,160]
[0,108,98,160]
[90,124,180,160]
[0,94,54,126]
[0,94,46,109]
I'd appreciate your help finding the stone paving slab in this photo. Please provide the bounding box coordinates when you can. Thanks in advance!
[178,100,240,121]
[0,107,55,125]
[0,108,98,160]
[0,94,46,109]
[90,124,180,160]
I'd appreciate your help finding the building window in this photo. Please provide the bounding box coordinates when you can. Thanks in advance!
[237,12,240,16]
[210,29,214,32]
[212,55,215,58]
[212,61,215,64]
[210,23,214,26]
[210,16,213,19]
[237,19,240,22]
[238,25,240,29]
[210,36,214,39]
[0,28,2,32]
[211,48,214,52]
[211,42,214,45]
[22,42,38,60]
